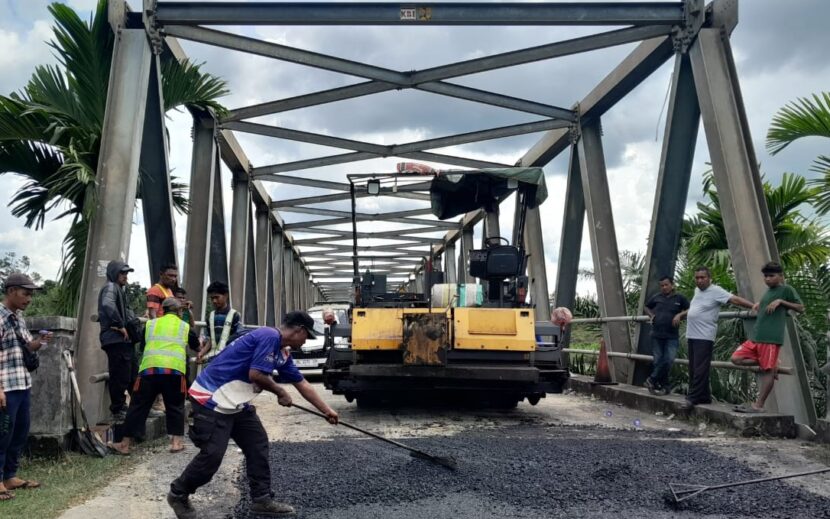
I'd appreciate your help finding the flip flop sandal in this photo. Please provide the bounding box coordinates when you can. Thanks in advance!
[8,480,41,490]
[169,446,185,453]
[0,490,14,501]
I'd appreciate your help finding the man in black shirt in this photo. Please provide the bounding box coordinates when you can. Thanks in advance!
[644,276,689,395]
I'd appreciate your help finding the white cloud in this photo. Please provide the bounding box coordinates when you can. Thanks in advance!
[0,19,54,95]
[0,177,71,280]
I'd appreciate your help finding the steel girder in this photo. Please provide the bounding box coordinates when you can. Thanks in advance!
[631,53,699,386]
[183,117,217,321]
[139,56,178,279]
[221,24,675,122]
[154,2,685,26]
[74,28,153,425]
[578,121,633,382]
[690,27,815,424]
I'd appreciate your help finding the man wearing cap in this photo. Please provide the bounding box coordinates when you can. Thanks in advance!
[0,273,52,500]
[97,260,139,422]
[167,311,339,519]
[109,298,200,455]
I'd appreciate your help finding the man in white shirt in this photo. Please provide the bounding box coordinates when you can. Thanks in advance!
[678,267,754,410]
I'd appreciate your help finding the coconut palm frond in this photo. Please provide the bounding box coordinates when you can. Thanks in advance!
[766,92,830,155]
[170,176,191,214]
[161,58,229,116]
[47,0,113,129]
[764,172,816,225]
[809,156,830,216]
[54,216,89,315]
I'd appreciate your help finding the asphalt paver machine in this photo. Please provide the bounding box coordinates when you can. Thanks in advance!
[323,168,568,407]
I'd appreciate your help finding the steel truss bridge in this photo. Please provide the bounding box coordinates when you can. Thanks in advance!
[71,1,816,427]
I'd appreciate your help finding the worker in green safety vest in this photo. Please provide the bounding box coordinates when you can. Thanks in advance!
[109,297,200,455]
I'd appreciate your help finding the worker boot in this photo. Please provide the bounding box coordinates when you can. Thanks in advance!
[249,497,296,517]
[167,490,197,519]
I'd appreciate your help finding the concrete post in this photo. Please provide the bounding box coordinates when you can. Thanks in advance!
[73,29,152,424]
[183,118,216,322]
[631,53,699,385]
[691,28,815,424]
[578,120,633,381]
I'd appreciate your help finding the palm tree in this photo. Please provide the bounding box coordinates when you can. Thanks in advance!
[766,92,830,215]
[0,1,229,315]
[683,171,830,273]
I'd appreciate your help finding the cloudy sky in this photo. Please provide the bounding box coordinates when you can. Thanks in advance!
[1,0,828,298]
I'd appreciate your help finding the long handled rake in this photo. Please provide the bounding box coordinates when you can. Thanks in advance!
[292,403,457,470]
[669,467,830,503]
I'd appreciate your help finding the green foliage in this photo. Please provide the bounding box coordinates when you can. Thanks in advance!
[125,282,147,317]
[0,0,229,317]
[0,252,42,283]
[766,92,830,155]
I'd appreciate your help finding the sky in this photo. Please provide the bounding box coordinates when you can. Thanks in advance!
[1,0,829,299]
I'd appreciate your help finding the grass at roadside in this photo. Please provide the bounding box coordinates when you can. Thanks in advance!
[2,439,164,518]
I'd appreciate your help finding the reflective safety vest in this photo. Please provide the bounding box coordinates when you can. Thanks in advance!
[207,308,238,359]
[140,314,188,373]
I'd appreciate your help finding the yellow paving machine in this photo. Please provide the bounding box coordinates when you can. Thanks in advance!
[323,168,568,407]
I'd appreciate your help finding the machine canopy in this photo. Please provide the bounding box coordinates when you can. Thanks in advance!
[429,167,548,220]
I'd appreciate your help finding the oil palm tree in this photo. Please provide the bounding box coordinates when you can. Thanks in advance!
[0,0,229,315]
[766,92,830,215]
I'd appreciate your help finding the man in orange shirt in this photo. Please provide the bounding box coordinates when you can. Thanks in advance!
[145,264,179,414]
[147,264,178,318]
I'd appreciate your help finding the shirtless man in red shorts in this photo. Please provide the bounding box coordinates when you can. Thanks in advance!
[731,261,804,412]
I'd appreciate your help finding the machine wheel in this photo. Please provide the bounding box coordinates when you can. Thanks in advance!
[527,394,542,406]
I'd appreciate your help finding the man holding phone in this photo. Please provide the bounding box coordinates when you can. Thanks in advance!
[0,273,52,501]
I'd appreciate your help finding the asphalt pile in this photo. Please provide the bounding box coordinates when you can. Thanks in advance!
[234,425,830,518]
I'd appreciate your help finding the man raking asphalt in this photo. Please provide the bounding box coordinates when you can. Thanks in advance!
[167,311,338,519]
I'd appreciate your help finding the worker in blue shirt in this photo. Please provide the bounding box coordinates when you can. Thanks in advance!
[167,311,337,519]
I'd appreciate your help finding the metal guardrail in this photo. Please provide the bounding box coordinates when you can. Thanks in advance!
[564,311,794,374]
[562,348,793,375]
[568,310,755,325]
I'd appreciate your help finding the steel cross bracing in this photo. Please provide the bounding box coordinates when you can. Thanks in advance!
[150,2,683,300]
[70,0,816,427]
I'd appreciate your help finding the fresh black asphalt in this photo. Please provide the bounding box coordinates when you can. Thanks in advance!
[232,425,830,518]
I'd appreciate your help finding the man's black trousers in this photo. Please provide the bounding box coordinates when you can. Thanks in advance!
[687,338,714,404]
[171,401,271,500]
[124,374,186,437]
[102,342,137,414]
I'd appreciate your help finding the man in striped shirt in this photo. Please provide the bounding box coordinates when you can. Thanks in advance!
[197,281,242,365]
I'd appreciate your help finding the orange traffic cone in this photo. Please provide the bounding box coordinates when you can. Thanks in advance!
[592,338,617,385]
